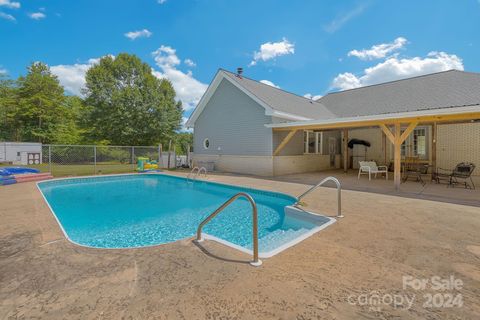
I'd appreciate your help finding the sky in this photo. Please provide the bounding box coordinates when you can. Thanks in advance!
[1,0,480,129]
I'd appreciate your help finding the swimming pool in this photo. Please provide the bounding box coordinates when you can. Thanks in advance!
[37,174,335,258]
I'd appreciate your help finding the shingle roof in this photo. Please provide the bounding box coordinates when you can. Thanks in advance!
[221,69,336,120]
[317,70,480,118]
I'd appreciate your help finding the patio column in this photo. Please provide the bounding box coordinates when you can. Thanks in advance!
[343,129,348,173]
[273,129,298,156]
[393,123,402,189]
[380,122,418,190]
[431,122,437,174]
[382,131,387,164]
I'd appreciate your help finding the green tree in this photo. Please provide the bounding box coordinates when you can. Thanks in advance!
[174,132,193,155]
[84,53,182,145]
[0,75,20,141]
[16,62,67,143]
[50,95,86,144]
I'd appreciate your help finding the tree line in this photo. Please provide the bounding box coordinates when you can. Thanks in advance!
[0,53,192,153]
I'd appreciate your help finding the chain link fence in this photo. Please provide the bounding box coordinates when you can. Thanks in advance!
[1,142,190,177]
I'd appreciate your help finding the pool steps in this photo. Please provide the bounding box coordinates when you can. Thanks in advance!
[14,172,54,183]
[1,172,53,185]
[258,228,310,252]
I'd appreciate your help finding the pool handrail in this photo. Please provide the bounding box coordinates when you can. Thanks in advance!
[197,166,207,179]
[195,192,262,267]
[187,166,207,181]
[295,176,343,218]
[187,166,200,181]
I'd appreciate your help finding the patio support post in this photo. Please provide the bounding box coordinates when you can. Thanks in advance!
[343,129,348,173]
[432,122,437,177]
[382,132,387,164]
[380,122,418,190]
[273,129,298,156]
[393,123,402,190]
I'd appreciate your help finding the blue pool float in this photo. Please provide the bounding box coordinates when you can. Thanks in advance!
[0,175,17,185]
[0,167,40,176]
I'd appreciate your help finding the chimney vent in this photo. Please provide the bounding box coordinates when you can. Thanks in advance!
[236,67,243,77]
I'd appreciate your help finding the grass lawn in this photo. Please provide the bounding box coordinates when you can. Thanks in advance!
[1,163,136,177]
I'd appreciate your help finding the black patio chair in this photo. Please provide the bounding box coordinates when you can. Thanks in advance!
[434,162,476,189]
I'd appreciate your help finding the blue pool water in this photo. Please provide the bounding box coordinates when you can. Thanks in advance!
[38,174,332,255]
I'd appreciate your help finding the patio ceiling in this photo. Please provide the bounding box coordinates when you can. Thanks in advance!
[267,105,480,131]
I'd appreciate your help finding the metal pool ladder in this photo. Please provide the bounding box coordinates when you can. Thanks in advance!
[187,166,207,181]
[195,192,262,267]
[295,176,343,218]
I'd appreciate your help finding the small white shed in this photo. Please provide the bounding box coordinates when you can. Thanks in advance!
[0,142,43,165]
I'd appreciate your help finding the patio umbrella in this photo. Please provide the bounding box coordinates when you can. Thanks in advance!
[348,139,371,149]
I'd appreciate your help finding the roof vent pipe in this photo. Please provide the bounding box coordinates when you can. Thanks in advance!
[236,67,243,78]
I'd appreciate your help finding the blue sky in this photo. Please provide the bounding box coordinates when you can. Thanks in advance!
[1,0,480,125]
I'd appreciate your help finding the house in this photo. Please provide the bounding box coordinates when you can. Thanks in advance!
[186,69,480,188]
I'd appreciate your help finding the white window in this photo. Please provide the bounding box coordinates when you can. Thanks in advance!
[203,138,210,149]
[413,128,426,157]
[304,130,325,154]
[400,126,428,159]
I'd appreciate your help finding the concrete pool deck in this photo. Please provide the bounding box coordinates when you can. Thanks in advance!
[1,172,479,319]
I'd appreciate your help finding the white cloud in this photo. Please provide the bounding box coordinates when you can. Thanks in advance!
[184,58,196,67]
[331,51,464,91]
[331,73,360,91]
[348,37,407,60]
[0,11,15,21]
[152,45,208,111]
[304,93,323,100]
[158,0,167,3]
[249,38,295,66]
[324,3,368,33]
[152,45,180,67]
[0,0,20,9]
[51,58,103,96]
[260,79,280,88]
[124,29,152,40]
[50,48,207,113]
[0,66,7,74]
[28,12,46,20]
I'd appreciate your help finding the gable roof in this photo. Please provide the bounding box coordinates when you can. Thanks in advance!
[187,69,480,128]
[221,70,336,120]
[186,69,335,127]
[317,70,480,118]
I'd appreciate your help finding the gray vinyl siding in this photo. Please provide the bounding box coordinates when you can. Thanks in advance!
[193,79,273,156]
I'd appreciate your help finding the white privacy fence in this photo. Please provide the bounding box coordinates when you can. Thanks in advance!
[0,142,191,176]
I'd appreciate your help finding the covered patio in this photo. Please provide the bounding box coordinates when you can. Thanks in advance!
[270,105,480,192]
[271,169,480,207]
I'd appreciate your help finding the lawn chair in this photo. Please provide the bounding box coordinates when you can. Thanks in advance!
[434,162,476,189]
[358,161,388,180]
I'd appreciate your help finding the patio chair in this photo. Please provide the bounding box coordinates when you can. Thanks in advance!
[434,162,476,189]
[358,161,388,180]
